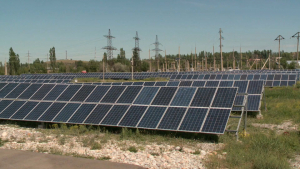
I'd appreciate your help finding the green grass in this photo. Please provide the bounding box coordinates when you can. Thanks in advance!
[71,77,169,83]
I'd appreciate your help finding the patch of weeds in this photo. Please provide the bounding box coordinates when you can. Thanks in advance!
[39,138,49,143]
[128,146,138,153]
[58,136,66,145]
[36,145,48,153]
[91,142,102,150]
[29,134,36,142]
[9,135,16,141]
[49,147,63,155]
[192,150,200,155]
[72,153,94,159]
[98,156,111,160]
[150,152,160,156]
[0,138,8,147]
[17,138,26,143]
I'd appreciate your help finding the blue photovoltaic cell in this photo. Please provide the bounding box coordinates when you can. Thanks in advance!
[38,103,66,121]
[11,102,39,120]
[43,85,68,100]
[260,74,267,80]
[175,75,182,79]
[240,75,247,80]
[179,81,192,86]
[144,82,155,86]
[117,86,142,103]
[18,84,42,99]
[151,87,177,105]
[101,86,126,103]
[247,95,261,111]
[281,75,288,80]
[30,84,55,100]
[253,75,260,80]
[167,81,179,86]
[267,75,274,80]
[212,88,237,108]
[192,75,198,79]
[234,81,248,93]
[57,85,82,101]
[234,75,241,80]
[157,107,186,130]
[0,101,26,119]
[0,83,19,98]
[101,105,130,125]
[204,75,210,79]
[289,75,296,80]
[52,103,81,122]
[280,81,288,86]
[179,108,208,132]
[132,82,144,86]
[102,83,112,85]
[228,75,234,80]
[181,75,187,79]
[112,82,122,85]
[186,75,193,79]
[119,106,148,127]
[232,95,244,111]
[209,75,216,79]
[25,102,52,120]
[84,104,112,124]
[122,82,133,85]
[216,75,222,80]
[138,106,166,128]
[190,88,216,107]
[85,86,111,102]
[198,75,204,79]
[192,81,206,87]
[274,75,281,80]
[5,83,30,98]
[265,81,273,87]
[247,81,263,94]
[155,82,167,86]
[219,81,233,87]
[273,81,280,86]
[0,83,8,91]
[170,75,176,79]
[205,81,219,87]
[171,87,196,106]
[247,75,254,80]
[221,75,228,80]
[134,87,159,104]
[71,85,96,102]
[201,109,231,134]
[288,81,296,86]
[68,104,96,123]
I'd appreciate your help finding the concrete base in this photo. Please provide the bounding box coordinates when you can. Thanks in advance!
[256,114,263,119]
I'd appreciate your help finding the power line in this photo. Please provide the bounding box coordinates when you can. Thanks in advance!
[102,29,117,60]
[275,35,284,69]
[291,32,300,64]
[219,28,224,71]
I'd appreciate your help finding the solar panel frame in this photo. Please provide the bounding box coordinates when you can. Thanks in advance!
[10,101,39,120]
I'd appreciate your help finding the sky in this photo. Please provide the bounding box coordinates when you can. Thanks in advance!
[0,0,299,63]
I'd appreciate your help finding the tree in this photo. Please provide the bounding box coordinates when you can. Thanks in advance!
[8,47,20,75]
[132,48,141,72]
[32,58,46,73]
[49,47,56,72]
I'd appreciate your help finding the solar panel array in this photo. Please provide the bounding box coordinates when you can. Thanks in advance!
[0,83,238,134]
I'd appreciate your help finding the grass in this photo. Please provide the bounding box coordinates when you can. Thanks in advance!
[206,86,300,169]
[71,77,169,83]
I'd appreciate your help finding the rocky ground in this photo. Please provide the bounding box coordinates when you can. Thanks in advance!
[0,124,224,169]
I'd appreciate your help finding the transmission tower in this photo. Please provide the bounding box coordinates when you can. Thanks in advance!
[219,28,224,71]
[152,35,163,59]
[291,32,300,64]
[102,29,117,60]
[275,35,284,69]
[132,31,142,57]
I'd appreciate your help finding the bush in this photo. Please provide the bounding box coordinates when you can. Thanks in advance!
[128,146,138,153]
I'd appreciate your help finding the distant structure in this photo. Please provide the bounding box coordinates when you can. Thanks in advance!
[132,31,141,57]
[102,29,117,60]
[152,35,163,59]
[275,35,284,69]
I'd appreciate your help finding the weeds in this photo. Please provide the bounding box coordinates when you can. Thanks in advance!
[192,150,200,155]
[128,146,138,153]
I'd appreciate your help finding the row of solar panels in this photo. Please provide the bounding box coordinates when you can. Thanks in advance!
[0,80,70,84]
[0,100,233,134]
[170,74,297,81]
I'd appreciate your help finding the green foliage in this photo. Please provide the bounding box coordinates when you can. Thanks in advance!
[128,146,138,153]
[8,47,20,75]
[192,150,200,155]
[49,47,56,72]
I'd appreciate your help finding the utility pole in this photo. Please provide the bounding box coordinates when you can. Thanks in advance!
[205,51,207,70]
[66,50,67,60]
[178,46,180,72]
[291,32,300,65]
[269,53,271,70]
[191,50,193,70]
[27,51,30,70]
[219,28,224,71]
[256,55,258,70]
[149,49,151,72]
[152,35,163,71]
[240,46,242,69]
[103,54,105,81]
[213,45,216,71]
[165,50,167,71]
[131,54,134,80]
[275,35,285,69]
[195,47,197,71]
[102,29,117,60]
[4,59,7,75]
[233,49,235,69]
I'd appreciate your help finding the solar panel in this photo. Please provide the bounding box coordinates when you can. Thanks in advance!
[201,108,231,134]
[190,88,216,107]
[265,81,273,87]
[178,108,208,132]
[212,88,237,108]
[175,75,182,79]
[68,104,96,123]
[151,87,177,105]
[216,75,222,80]
[167,81,179,86]
[274,74,281,80]
[101,86,126,103]
[179,81,192,86]
[186,75,193,79]
[71,85,96,102]
[0,100,13,112]
[247,95,261,111]
[181,75,187,79]
[192,75,198,79]
[38,103,66,121]
[30,84,55,100]
[132,82,144,86]
[0,83,19,98]
[204,75,210,79]
[85,86,111,102]
[134,87,159,105]
[100,105,130,125]
[219,81,233,87]
[247,81,263,94]
[273,81,280,86]
[17,84,43,99]
[24,102,53,120]
[192,81,206,87]
[228,75,234,80]
[205,81,219,87]
[267,75,274,80]
[247,75,254,80]
[112,82,122,85]
[84,104,112,124]
[234,81,248,93]
[0,83,8,91]
[122,82,133,85]
[221,75,228,80]
[137,106,167,129]
[171,87,196,106]
[240,74,247,80]
[57,85,82,101]
[157,107,186,130]
[280,81,288,86]
[155,82,167,86]
[288,81,296,86]
[0,101,26,119]
[144,82,155,86]
[232,95,244,111]
[117,86,142,103]
[11,102,39,120]
[43,85,68,100]
[52,103,81,122]
[209,74,216,79]
[289,75,296,80]
[118,106,148,127]
[234,75,241,80]
[5,83,30,98]
[253,75,260,80]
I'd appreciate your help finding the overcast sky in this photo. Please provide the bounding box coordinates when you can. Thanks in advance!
[0,0,299,63]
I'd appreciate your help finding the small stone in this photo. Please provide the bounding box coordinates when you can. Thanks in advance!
[222,152,227,155]
[200,150,206,156]
[175,146,181,151]
[1,132,7,137]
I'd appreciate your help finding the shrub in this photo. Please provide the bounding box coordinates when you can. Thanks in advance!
[128,146,138,153]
